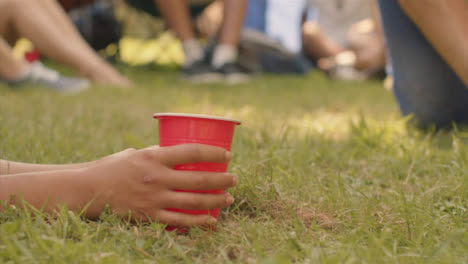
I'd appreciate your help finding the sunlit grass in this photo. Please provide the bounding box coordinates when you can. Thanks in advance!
[1,68,467,263]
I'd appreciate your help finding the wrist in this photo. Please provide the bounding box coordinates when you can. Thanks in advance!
[0,160,10,175]
[76,166,110,219]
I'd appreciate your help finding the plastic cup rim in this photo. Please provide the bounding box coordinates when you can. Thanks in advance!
[153,113,241,125]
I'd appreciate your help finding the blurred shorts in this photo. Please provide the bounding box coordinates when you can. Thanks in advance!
[59,0,96,11]
[125,0,213,18]
[378,0,468,128]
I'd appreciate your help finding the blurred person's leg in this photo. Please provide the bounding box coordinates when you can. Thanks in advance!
[154,0,204,67]
[0,37,28,80]
[38,0,131,86]
[378,0,468,128]
[211,0,247,68]
[153,0,196,41]
[217,0,247,46]
[154,0,247,68]
[0,1,17,45]
[0,37,90,94]
[38,0,95,47]
[154,0,248,82]
[0,0,130,86]
[196,0,224,39]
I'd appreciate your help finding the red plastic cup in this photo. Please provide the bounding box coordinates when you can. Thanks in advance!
[153,113,241,231]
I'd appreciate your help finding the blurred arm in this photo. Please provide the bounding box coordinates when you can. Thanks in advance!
[0,160,90,175]
[398,0,468,86]
[0,168,103,218]
[0,148,136,175]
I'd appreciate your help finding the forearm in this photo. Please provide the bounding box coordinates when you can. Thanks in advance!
[398,0,468,86]
[0,168,103,218]
[0,160,92,175]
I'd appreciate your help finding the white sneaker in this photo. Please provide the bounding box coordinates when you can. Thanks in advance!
[5,62,90,95]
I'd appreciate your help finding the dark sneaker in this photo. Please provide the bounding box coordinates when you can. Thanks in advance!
[215,62,250,84]
[182,59,222,83]
[238,28,312,75]
[6,62,90,95]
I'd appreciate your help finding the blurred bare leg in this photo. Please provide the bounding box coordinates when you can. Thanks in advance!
[0,37,27,80]
[154,0,204,66]
[209,0,247,69]
[0,0,18,46]
[0,0,131,86]
[218,0,247,45]
[37,0,93,46]
[154,0,247,69]
[37,0,132,85]
[196,0,224,38]
[154,0,195,41]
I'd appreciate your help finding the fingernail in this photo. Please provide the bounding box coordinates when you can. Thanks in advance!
[207,217,217,225]
[226,195,234,205]
[225,151,232,161]
[143,176,151,183]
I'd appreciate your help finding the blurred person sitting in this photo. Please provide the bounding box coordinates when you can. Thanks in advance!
[0,37,90,94]
[0,0,131,87]
[127,0,248,83]
[62,0,247,83]
[377,0,468,128]
[302,0,386,80]
[156,0,248,83]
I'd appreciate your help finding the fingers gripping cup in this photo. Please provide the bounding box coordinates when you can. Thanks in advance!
[153,113,241,231]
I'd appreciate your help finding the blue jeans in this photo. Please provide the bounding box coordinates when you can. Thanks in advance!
[378,0,468,128]
[244,0,266,32]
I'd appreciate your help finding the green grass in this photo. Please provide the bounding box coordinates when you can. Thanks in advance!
[1,67,467,263]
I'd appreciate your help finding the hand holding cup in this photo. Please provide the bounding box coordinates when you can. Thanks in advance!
[86,144,237,227]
